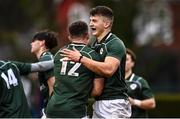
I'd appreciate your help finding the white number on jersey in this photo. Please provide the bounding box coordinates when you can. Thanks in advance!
[60,60,81,77]
[1,68,18,89]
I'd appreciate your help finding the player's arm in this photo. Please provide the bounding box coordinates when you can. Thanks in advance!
[91,77,104,97]
[30,60,54,72]
[129,97,156,110]
[80,56,119,77]
[47,76,55,96]
[129,78,156,110]
[61,48,119,78]
[12,60,54,74]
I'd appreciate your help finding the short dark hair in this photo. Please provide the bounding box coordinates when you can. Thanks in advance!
[32,30,58,49]
[68,21,88,37]
[126,48,136,62]
[90,6,114,21]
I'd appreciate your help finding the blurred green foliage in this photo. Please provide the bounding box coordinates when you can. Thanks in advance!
[0,0,56,61]
[0,0,55,32]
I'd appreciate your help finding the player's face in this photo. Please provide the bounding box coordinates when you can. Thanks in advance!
[90,15,106,40]
[30,40,42,54]
[125,54,134,72]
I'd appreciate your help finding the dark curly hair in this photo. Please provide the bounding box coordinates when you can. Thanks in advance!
[68,21,88,38]
[32,30,58,49]
[90,6,114,21]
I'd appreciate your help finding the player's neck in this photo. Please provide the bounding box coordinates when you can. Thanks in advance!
[36,48,48,59]
[97,29,111,42]
[125,70,132,80]
[71,38,87,45]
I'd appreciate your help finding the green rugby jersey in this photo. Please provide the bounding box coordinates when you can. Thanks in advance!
[126,73,154,118]
[46,43,101,118]
[0,61,31,118]
[91,33,128,100]
[38,51,54,108]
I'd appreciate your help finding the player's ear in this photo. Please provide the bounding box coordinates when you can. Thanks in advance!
[85,32,89,39]
[104,18,111,29]
[40,40,45,46]
[131,61,135,68]
[68,35,72,42]
[104,21,111,29]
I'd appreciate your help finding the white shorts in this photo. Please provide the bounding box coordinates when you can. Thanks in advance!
[92,99,131,119]
[41,108,46,119]
[82,116,89,119]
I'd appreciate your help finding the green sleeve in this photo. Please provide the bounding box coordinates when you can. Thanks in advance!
[106,39,126,61]
[11,61,31,75]
[140,78,154,99]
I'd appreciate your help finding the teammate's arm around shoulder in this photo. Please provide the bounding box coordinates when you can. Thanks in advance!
[80,55,120,78]
[61,47,120,77]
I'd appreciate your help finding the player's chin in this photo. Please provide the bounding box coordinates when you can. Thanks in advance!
[91,31,97,36]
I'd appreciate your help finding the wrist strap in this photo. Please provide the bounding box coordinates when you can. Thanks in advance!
[78,55,83,63]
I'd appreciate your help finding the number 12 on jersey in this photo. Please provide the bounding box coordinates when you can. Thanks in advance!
[60,61,81,77]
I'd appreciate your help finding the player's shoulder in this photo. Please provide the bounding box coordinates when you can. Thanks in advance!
[0,60,6,68]
[81,46,100,60]
[106,34,125,47]
[82,45,95,52]
[40,51,54,61]
[0,60,13,68]
[133,74,147,83]
[106,33,120,42]
[0,60,20,73]
[54,45,70,59]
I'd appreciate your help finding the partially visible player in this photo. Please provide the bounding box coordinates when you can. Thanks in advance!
[0,60,54,118]
[30,30,58,117]
[125,48,156,118]
[46,21,104,118]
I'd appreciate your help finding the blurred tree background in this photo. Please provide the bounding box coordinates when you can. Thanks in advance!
[0,0,180,117]
[91,0,180,93]
[0,0,56,61]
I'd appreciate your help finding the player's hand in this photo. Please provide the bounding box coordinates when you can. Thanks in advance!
[128,97,134,105]
[61,47,82,62]
[128,97,141,107]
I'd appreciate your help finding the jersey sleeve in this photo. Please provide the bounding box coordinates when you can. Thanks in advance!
[106,38,126,61]
[90,50,101,62]
[30,60,54,72]
[11,61,31,75]
[140,78,154,99]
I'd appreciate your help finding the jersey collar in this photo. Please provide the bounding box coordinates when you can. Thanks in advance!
[70,43,86,46]
[127,73,135,81]
[129,73,135,81]
[98,32,112,44]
